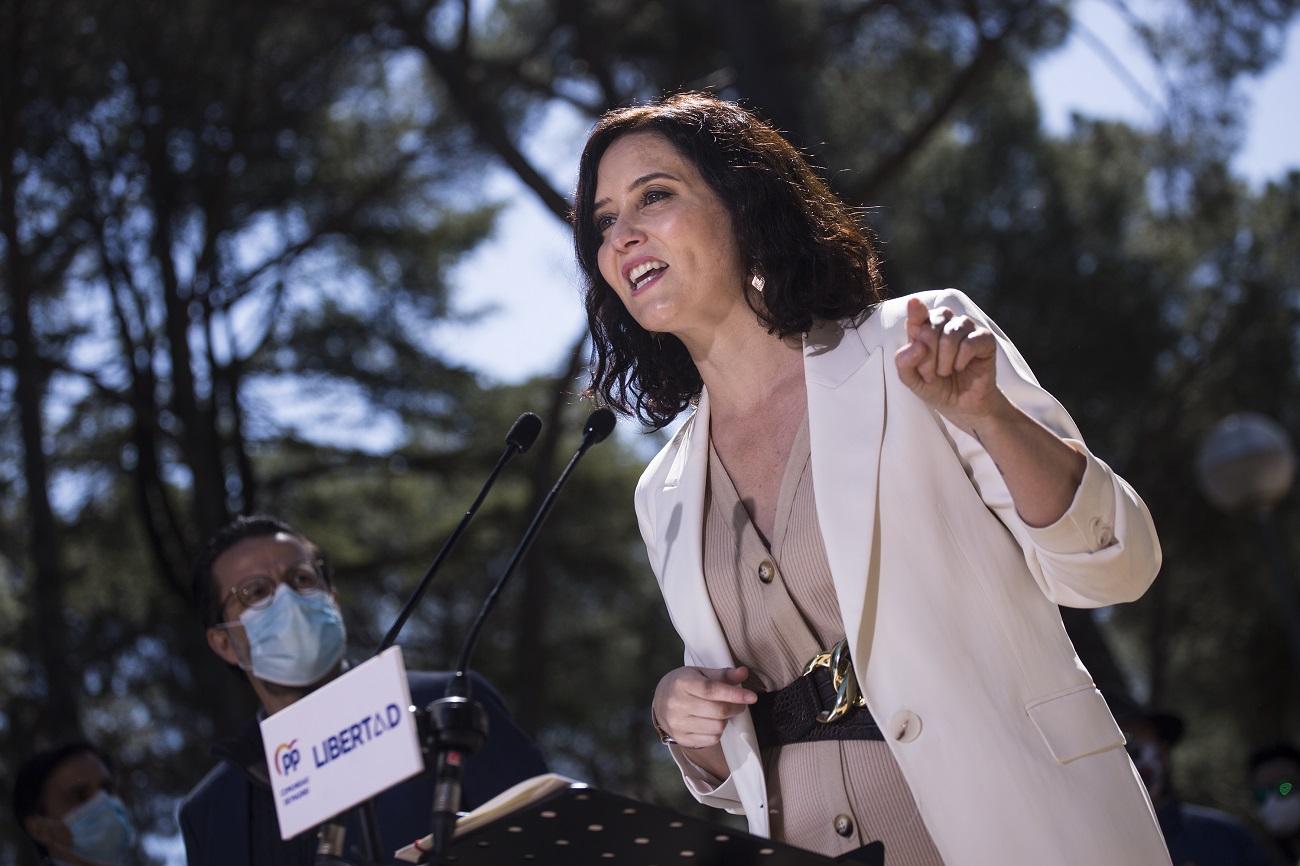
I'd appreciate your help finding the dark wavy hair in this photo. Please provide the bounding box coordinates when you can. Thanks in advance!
[573,91,886,429]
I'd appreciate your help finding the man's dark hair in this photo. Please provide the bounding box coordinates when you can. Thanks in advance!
[191,513,330,628]
[572,90,887,430]
[1249,742,1300,774]
[12,741,112,856]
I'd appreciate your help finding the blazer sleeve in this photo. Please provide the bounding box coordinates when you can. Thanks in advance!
[917,288,1162,608]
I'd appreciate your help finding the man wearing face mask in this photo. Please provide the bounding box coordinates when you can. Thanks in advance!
[1250,743,1300,865]
[1123,710,1278,866]
[13,741,137,866]
[177,514,547,866]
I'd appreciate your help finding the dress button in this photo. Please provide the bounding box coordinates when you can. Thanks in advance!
[889,710,923,743]
[834,814,854,837]
[757,560,776,584]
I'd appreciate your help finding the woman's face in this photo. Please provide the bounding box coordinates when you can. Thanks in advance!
[592,132,748,339]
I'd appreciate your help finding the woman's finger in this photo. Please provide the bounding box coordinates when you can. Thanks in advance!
[676,732,724,750]
[895,341,929,391]
[904,297,930,340]
[683,716,728,738]
[936,316,975,377]
[912,308,950,383]
[953,328,996,373]
[680,697,752,721]
[687,680,755,709]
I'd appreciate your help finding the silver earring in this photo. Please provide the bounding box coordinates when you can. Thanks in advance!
[750,273,766,293]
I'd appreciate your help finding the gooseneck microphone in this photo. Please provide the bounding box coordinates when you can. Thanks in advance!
[376,412,542,654]
[425,408,616,864]
[454,407,615,675]
[319,413,541,866]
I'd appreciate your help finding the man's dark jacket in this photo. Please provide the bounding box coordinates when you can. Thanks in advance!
[178,671,547,865]
[1156,798,1282,866]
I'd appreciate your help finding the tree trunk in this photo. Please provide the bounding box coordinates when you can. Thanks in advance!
[718,0,818,150]
[1,0,81,740]
[139,115,229,540]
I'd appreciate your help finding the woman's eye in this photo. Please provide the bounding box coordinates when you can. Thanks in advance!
[643,189,669,205]
[595,214,615,233]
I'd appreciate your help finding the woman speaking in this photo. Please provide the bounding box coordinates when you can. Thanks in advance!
[572,92,1169,866]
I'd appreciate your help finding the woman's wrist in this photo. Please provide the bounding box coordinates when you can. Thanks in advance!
[946,388,1016,440]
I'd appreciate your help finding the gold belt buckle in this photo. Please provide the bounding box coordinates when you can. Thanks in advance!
[802,637,866,723]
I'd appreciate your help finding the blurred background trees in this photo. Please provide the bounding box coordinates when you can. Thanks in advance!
[1,0,1297,862]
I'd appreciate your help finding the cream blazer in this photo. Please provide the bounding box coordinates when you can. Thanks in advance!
[634,289,1171,865]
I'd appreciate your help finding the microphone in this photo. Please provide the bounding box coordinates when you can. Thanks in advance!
[454,407,615,675]
[581,406,616,446]
[424,408,616,863]
[377,412,542,654]
[506,412,544,450]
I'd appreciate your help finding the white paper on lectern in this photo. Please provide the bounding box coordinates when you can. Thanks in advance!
[394,774,585,863]
[259,647,424,840]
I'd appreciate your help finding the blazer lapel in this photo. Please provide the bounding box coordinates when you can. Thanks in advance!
[654,389,736,669]
[804,320,886,665]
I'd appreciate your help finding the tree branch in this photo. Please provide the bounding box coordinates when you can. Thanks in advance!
[392,5,572,222]
[853,21,1011,201]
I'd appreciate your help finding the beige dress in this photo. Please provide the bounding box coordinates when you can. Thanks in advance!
[701,416,944,864]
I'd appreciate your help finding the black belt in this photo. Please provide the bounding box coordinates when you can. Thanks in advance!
[751,665,884,749]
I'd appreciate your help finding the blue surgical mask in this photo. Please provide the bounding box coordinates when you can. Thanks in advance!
[58,790,135,865]
[236,583,346,687]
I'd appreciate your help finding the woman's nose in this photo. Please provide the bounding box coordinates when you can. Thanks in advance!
[609,216,645,250]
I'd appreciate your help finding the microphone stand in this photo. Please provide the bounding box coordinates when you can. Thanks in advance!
[423,408,616,865]
[314,413,542,866]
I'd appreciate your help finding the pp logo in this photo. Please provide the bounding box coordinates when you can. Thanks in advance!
[275,740,302,776]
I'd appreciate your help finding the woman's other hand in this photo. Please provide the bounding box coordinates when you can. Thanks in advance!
[895,297,1008,435]
[652,665,756,762]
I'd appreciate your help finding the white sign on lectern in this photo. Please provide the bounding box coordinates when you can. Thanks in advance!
[259,647,425,840]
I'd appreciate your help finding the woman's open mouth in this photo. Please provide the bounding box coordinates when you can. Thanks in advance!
[626,259,669,294]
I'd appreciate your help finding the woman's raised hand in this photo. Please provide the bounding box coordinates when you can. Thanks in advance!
[895,297,1006,434]
[652,665,756,750]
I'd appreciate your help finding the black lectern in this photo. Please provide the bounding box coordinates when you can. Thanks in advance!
[397,781,883,865]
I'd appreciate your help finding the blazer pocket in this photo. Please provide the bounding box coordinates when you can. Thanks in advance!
[1025,685,1125,765]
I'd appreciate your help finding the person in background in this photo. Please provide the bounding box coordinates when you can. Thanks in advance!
[12,741,137,866]
[1123,710,1277,866]
[178,513,547,866]
[1250,742,1300,865]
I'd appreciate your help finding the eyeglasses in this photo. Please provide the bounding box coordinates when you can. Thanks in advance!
[1253,780,1296,803]
[223,562,328,614]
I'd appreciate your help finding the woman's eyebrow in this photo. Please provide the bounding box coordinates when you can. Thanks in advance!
[593,171,680,211]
